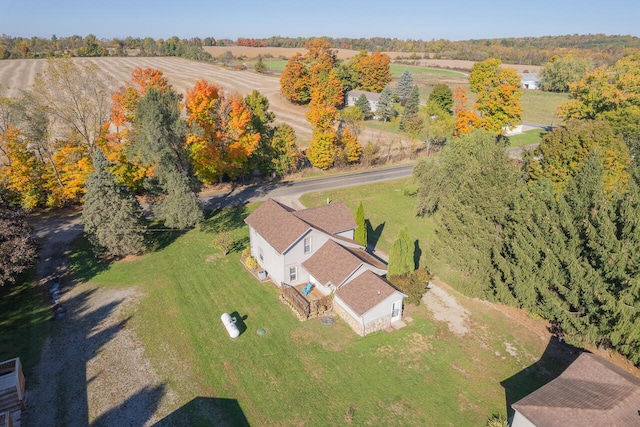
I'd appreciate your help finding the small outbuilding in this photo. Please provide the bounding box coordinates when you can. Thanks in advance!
[0,357,25,426]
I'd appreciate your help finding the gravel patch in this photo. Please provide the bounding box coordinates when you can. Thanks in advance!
[422,281,470,336]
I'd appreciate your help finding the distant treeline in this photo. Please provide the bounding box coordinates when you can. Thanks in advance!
[260,34,640,66]
[0,34,213,62]
[1,33,638,66]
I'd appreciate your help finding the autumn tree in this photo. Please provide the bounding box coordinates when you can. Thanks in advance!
[338,127,362,165]
[185,80,260,182]
[526,120,630,196]
[280,53,310,104]
[0,125,47,209]
[82,150,147,257]
[557,52,640,153]
[453,86,481,137]
[350,51,392,92]
[0,193,37,286]
[306,69,343,169]
[270,124,300,176]
[540,54,592,92]
[469,58,523,134]
[32,58,113,152]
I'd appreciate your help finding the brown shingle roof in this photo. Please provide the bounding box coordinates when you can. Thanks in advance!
[302,240,362,286]
[293,202,356,234]
[336,270,401,316]
[244,199,310,253]
[512,353,640,426]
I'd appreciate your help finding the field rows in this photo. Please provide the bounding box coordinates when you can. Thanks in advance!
[0,57,315,141]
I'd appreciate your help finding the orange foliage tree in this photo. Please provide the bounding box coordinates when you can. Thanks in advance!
[185,80,260,182]
[453,86,481,137]
[306,70,344,169]
[351,51,392,92]
[280,39,337,104]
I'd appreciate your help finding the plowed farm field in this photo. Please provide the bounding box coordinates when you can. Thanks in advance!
[0,57,316,142]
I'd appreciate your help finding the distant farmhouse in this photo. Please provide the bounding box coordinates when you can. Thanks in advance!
[511,352,640,426]
[345,90,381,112]
[520,72,540,90]
[245,199,406,336]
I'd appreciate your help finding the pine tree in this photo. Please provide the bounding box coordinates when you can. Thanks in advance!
[355,93,372,119]
[376,86,396,122]
[133,87,203,228]
[399,86,423,135]
[388,227,414,277]
[395,69,414,103]
[354,201,367,247]
[82,150,147,257]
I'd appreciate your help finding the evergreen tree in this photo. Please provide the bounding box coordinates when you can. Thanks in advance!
[399,86,423,135]
[355,93,372,119]
[354,201,367,247]
[133,87,203,228]
[376,86,396,122]
[82,150,147,257]
[388,227,414,277]
[395,69,414,103]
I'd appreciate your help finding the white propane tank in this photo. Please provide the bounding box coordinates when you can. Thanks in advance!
[221,312,240,338]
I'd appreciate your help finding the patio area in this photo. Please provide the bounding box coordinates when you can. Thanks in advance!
[281,283,333,320]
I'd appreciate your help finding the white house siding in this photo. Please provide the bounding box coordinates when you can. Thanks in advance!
[336,229,355,240]
[334,297,366,336]
[307,274,333,296]
[250,227,285,286]
[334,293,403,336]
[282,229,330,285]
[511,411,536,427]
[361,293,404,327]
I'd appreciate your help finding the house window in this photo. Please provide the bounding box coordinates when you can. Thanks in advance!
[258,246,264,262]
[289,265,298,282]
[304,237,312,254]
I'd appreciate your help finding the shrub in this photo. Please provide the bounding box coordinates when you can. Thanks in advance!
[212,231,234,255]
[388,267,431,305]
[245,255,259,270]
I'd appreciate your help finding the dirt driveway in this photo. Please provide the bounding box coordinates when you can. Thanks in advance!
[24,211,174,426]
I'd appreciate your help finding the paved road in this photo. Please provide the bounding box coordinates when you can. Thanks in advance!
[202,164,415,209]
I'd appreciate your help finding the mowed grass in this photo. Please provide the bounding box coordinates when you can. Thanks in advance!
[508,129,547,147]
[390,64,466,78]
[66,202,549,426]
[0,273,51,374]
[520,90,568,125]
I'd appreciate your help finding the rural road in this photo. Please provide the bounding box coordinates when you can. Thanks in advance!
[202,164,415,209]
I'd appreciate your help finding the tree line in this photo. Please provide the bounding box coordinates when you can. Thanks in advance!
[413,52,640,364]
[3,33,638,67]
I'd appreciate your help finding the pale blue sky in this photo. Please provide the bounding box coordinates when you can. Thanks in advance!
[1,0,638,41]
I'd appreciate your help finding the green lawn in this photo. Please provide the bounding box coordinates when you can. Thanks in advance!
[390,64,466,78]
[0,273,51,374]
[508,129,547,147]
[60,200,558,425]
[520,90,568,125]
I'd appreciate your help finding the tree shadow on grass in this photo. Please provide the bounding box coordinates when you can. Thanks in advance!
[153,396,250,426]
[229,236,250,255]
[366,220,385,251]
[200,205,249,235]
[147,223,188,252]
[414,239,422,269]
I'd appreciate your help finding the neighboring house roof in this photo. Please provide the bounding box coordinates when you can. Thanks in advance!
[245,199,357,254]
[512,352,640,427]
[520,72,539,81]
[346,90,381,102]
[244,199,310,253]
[293,202,356,235]
[335,270,402,316]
